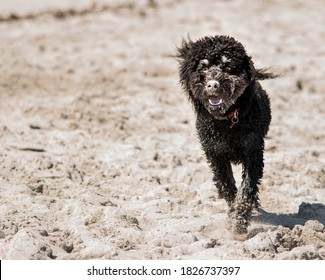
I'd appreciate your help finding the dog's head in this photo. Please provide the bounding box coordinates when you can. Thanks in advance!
[177,35,274,117]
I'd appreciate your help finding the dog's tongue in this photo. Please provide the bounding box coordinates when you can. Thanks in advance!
[209,96,223,106]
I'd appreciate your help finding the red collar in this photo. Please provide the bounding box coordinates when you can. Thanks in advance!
[213,108,240,128]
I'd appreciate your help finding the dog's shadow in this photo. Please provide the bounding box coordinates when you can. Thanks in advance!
[252,202,325,229]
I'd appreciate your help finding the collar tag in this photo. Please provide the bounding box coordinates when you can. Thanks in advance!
[214,108,240,129]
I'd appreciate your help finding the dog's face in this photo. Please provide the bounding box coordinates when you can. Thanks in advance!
[177,36,255,117]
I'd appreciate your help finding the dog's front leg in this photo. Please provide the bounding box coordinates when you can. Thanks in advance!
[229,150,264,235]
[208,157,237,206]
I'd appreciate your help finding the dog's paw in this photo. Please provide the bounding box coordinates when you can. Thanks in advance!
[227,207,250,238]
[228,217,249,236]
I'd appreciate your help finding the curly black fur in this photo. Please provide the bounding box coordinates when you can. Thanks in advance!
[177,35,276,235]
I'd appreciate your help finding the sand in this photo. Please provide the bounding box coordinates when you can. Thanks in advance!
[0,0,324,260]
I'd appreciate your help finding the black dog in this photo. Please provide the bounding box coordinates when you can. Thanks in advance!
[177,35,276,235]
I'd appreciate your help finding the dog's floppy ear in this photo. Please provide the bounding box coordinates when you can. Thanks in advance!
[176,37,192,60]
[245,55,256,82]
[176,38,195,91]
[255,68,278,80]
[245,55,277,81]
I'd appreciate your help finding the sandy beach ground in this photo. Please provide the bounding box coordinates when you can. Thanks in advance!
[0,0,324,259]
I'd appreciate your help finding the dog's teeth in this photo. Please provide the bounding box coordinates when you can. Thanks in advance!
[209,96,223,106]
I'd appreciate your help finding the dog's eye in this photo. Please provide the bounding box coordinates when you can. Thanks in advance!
[224,66,233,74]
[197,59,209,72]
[199,65,209,72]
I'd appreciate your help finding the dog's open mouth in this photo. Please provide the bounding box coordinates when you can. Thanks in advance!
[208,95,223,106]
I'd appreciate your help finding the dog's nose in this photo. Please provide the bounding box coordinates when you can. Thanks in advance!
[206,80,220,90]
